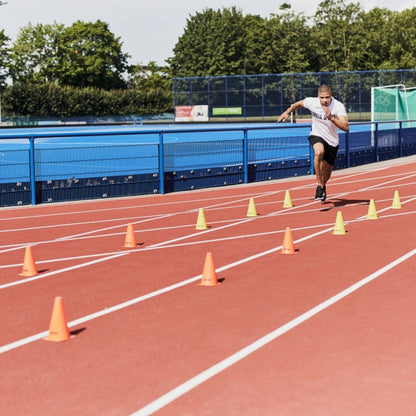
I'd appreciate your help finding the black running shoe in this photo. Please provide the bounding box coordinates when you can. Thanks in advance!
[321,186,327,202]
[314,185,323,200]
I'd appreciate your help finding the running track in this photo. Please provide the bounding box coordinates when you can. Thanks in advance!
[1,155,416,415]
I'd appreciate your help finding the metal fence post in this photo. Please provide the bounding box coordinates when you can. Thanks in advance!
[158,131,165,194]
[399,121,403,158]
[29,136,36,205]
[345,130,350,168]
[243,129,248,184]
[310,145,314,176]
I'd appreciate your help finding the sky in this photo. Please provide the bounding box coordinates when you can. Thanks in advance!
[0,0,414,66]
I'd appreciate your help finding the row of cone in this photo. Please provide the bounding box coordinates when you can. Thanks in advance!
[23,250,220,342]
[332,198,376,235]
[19,221,139,278]
[39,251,219,343]
[200,191,404,285]
[197,189,401,230]
[247,190,294,217]
[20,190,403,277]
[20,190,404,343]
[38,252,221,343]
[333,191,402,235]
[200,226,297,288]
[37,226,297,342]
[196,190,293,231]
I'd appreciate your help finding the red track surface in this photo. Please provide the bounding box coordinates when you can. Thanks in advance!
[1,156,416,415]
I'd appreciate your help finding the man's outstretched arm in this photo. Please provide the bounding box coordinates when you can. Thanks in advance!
[277,100,305,123]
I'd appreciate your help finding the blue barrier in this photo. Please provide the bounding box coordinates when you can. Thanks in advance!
[0,122,415,206]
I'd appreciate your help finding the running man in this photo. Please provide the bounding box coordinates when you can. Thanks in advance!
[277,84,349,202]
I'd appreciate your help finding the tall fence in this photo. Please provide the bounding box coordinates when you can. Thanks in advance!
[173,69,416,121]
[1,121,416,207]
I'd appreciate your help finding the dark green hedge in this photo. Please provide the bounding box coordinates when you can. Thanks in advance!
[2,83,173,117]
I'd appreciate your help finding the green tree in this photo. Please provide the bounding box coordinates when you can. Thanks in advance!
[382,8,416,69]
[129,61,172,90]
[8,22,64,83]
[169,7,246,77]
[169,5,315,77]
[241,14,269,74]
[311,0,362,71]
[8,20,130,89]
[262,7,313,74]
[354,7,394,70]
[56,20,129,89]
[0,29,10,88]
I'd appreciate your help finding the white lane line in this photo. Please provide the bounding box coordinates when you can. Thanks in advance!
[1,167,416,351]
[360,173,416,191]
[0,226,333,354]
[0,252,129,290]
[130,247,416,416]
[0,250,134,269]
[56,213,177,240]
[2,206,416,273]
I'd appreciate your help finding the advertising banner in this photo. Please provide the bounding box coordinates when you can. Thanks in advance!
[175,105,209,122]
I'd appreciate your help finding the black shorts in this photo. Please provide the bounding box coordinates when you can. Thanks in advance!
[308,135,339,166]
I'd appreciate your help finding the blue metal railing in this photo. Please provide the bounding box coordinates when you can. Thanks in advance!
[1,121,415,206]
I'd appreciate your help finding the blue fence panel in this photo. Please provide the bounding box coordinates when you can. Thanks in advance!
[0,140,32,205]
[344,129,376,167]
[162,129,245,192]
[247,126,311,181]
[402,126,416,156]
[1,121,416,207]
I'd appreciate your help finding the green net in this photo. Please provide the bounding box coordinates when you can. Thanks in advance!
[372,85,416,125]
[406,89,416,121]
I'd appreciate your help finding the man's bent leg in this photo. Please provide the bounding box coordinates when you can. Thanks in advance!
[312,142,325,187]
[321,160,334,186]
[319,160,334,202]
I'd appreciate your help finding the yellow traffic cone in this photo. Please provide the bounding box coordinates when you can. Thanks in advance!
[392,190,401,209]
[333,211,346,235]
[367,199,378,220]
[246,198,258,217]
[283,190,293,208]
[195,208,207,230]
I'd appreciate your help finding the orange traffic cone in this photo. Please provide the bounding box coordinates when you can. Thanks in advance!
[44,296,71,342]
[20,246,38,277]
[199,252,219,286]
[281,227,295,254]
[124,223,137,248]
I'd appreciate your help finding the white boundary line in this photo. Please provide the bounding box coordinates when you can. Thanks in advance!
[1,202,415,289]
[0,226,332,354]
[5,207,416,270]
[0,163,415,346]
[0,252,129,290]
[131,247,416,416]
[0,189,283,222]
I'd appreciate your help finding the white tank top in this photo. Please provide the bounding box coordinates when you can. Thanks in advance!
[303,97,347,147]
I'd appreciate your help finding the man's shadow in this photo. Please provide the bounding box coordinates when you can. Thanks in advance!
[320,198,370,211]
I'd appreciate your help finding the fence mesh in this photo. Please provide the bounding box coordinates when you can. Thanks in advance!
[173,69,416,121]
